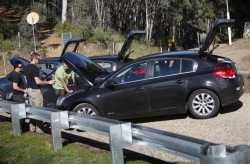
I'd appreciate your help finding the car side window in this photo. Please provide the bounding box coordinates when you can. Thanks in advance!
[113,62,147,84]
[96,61,114,72]
[153,59,180,77]
[181,59,196,73]
[37,63,59,79]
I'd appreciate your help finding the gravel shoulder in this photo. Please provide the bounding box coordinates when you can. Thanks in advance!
[141,93,250,146]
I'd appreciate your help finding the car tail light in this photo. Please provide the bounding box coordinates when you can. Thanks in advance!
[213,67,236,79]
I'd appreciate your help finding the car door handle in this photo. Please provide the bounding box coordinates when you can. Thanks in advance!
[176,79,184,84]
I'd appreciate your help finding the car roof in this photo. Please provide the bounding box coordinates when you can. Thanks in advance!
[90,55,119,61]
[40,57,61,64]
[135,50,199,62]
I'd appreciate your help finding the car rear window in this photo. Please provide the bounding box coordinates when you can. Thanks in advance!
[153,59,180,77]
[181,59,196,73]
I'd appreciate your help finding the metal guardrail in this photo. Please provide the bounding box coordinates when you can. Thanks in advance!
[0,100,249,164]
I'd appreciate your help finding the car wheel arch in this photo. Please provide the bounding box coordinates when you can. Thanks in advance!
[186,87,222,108]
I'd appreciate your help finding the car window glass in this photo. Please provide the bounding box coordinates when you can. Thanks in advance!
[153,59,180,77]
[96,61,113,72]
[37,63,57,75]
[182,59,195,73]
[113,62,147,84]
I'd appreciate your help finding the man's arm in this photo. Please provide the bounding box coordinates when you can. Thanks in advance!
[13,82,25,92]
[34,77,53,85]
[58,77,72,93]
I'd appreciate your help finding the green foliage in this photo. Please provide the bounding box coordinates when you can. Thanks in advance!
[89,28,112,46]
[129,40,159,59]
[0,33,14,52]
[0,122,148,164]
[110,32,125,42]
[55,21,93,39]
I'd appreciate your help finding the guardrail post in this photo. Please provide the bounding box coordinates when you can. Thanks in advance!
[109,123,132,164]
[200,144,250,164]
[10,103,26,136]
[51,111,69,151]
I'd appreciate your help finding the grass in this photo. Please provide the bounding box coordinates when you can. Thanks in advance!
[0,122,148,164]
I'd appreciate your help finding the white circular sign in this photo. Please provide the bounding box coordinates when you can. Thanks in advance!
[26,12,39,25]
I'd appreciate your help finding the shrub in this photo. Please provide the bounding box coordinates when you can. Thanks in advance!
[0,38,14,53]
[89,28,113,47]
[55,21,93,40]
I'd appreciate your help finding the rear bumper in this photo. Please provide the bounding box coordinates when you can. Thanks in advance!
[220,75,244,107]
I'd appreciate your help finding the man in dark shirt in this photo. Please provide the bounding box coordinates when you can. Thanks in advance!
[24,52,53,107]
[9,62,25,102]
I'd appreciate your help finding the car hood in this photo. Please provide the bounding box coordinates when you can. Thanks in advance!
[61,52,108,86]
[199,19,235,53]
[118,30,146,61]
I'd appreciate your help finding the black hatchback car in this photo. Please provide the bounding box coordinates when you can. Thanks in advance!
[56,19,244,119]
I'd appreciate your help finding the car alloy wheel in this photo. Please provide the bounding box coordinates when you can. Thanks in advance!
[73,103,97,117]
[192,93,215,116]
[188,89,220,119]
[77,107,96,116]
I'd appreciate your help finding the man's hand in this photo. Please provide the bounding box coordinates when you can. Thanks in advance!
[67,90,73,93]
[47,80,54,85]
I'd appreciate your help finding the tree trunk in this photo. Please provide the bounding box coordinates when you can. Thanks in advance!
[62,0,67,23]
[2,53,7,75]
[145,0,149,41]
[94,0,104,27]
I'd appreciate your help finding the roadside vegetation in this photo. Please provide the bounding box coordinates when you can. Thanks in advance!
[0,122,147,164]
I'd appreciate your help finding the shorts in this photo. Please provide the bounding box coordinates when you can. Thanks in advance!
[27,89,43,107]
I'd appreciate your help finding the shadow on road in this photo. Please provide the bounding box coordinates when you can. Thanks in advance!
[131,100,243,123]
[128,114,188,124]
[220,100,243,114]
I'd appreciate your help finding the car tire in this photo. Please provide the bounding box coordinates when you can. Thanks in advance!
[73,103,98,117]
[188,89,220,119]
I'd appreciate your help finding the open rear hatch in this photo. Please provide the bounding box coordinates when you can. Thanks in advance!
[60,38,85,56]
[61,52,108,87]
[9,56,29,67]
[199,19,235,54]
[118,30,146,61]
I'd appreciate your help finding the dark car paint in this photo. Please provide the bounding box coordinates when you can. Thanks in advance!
[56,51,244,119]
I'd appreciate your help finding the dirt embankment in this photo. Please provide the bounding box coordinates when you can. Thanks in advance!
[214,39,250,73]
